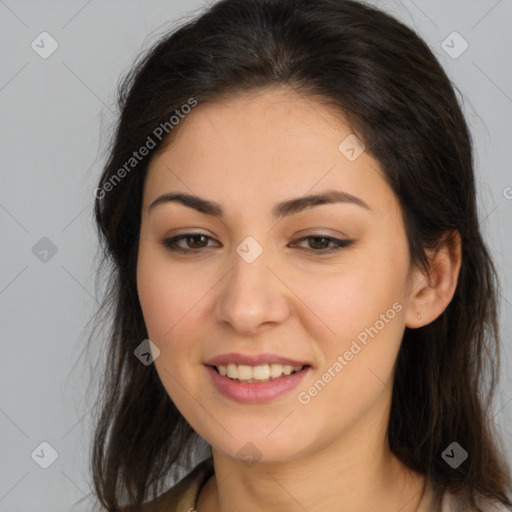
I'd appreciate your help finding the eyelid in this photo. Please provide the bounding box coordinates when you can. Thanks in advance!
[293,227,350,240]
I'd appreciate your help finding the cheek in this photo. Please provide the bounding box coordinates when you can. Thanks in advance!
[136,263,175,341]
[137,248,205,341]
[295,247,407,400]
[292,259,404,347]
[136,251,202,408]
[136,247,215,395]
[300,298,405,436]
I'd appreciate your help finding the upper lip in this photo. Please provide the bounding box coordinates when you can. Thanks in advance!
[204,353,311,367]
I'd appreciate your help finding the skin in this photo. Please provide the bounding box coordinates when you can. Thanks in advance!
[136,87,462,512]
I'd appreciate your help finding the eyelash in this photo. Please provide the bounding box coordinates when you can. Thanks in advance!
[161,232,354,255]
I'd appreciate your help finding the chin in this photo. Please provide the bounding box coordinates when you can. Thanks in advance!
[210,433,312,467]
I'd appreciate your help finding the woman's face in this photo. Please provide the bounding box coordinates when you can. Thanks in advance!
[137,87,417,464]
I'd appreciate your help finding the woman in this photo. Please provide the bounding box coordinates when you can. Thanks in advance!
[90,0,512,510]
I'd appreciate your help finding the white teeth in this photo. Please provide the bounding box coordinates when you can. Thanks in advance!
[226,363,237,379]
[237,364,252,380]
[216,363,305,382]
[252,364,270,380]
[269,363,283,378]
[282,365,294,376]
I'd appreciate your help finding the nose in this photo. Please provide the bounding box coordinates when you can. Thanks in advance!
[214,246,291,336]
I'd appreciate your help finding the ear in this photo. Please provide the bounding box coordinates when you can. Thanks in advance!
[405,230,462,329]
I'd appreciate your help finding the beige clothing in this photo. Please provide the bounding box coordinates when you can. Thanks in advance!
[139,456,510,512]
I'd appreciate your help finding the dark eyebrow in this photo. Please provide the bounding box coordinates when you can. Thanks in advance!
[148,189,371,219]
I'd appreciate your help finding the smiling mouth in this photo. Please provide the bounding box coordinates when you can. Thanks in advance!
[212,363,309,383]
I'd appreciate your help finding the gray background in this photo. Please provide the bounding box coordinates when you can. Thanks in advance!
[1,0,511,510]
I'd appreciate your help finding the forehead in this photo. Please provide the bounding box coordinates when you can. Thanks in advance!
[143,87,398,219]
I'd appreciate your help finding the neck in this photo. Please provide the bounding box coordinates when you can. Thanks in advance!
[196,408,425,512]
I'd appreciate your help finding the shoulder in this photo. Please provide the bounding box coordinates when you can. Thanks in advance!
[442,488,511,512]
[418,477,511,512]
[138,456,214,512]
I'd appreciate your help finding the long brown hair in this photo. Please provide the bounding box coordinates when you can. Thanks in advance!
[88,0,512,509]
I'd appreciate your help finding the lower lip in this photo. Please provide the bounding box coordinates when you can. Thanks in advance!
[205,365,311,404]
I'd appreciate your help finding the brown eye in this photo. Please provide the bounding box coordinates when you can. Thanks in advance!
[162,233,218,254]
[291,235,354,254]
[307,236,331,250]
[161,232,353,256]
[184,234,209,248]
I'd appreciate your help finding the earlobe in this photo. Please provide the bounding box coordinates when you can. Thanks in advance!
[405,230,462,329]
